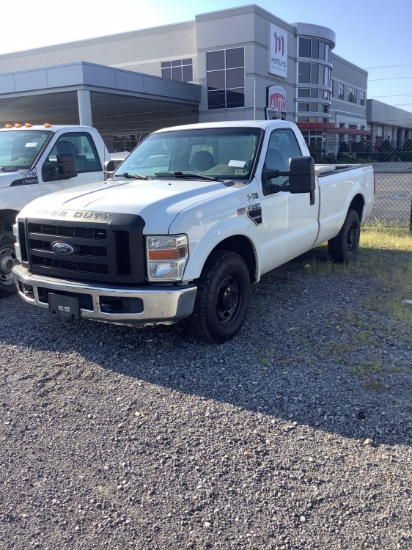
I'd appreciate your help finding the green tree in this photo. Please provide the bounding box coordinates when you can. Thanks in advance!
[399,139,412,162]
[378,139,395,162]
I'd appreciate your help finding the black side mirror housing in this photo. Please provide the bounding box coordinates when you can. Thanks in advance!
[263,156,315,202]
[288,156,315,194]
[57,153,77,180]
[42,153,78,182]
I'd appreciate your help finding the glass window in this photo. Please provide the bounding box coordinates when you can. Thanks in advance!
[319,42,325,61]
[207,50,225,71]
[299,63,330,85]
[360,91,365,106]
[348,87,357,103]
[45,132,101,178]
[226,68,244,88]
[112,127,262,180]
[311,64,319,84]
[226,48,244,68]
[324,67,331,87]
[299,38,311,57]
[299,38,330,60]
[298,63,311,83]
[208,91,226,109]
[0,129,50,171]
[227,89,245,108]
[208,70,225,90]
[182,65,193,82]
[338,83,345,100]
[207,48,244,109]
[311,89,319,98]
[298,89,311,97]
[162,58,193,82]
[172,66,182,80]
[264,129,302,193]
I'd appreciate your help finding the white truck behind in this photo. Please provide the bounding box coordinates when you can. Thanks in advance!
[12,120,375,343]
[0,123,111,296]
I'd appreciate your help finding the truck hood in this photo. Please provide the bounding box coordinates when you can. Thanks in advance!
[21,178,239,232]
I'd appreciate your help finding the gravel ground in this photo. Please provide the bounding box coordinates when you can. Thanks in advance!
[0,253,411,549]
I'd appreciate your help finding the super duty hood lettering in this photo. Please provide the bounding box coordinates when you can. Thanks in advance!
[36,209,113,221]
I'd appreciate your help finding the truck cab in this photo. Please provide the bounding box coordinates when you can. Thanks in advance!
[0,123,110,296]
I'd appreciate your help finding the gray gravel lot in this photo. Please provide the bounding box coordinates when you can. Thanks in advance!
[0,252,411,549]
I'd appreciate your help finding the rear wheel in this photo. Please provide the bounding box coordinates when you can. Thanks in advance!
[328,209,360,263]
[0,230,17,298]
[190,250,251,343]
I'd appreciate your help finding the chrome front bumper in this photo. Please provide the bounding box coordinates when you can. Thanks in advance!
[12,264,197,326]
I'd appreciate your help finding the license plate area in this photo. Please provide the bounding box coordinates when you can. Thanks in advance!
[48,293,80,319]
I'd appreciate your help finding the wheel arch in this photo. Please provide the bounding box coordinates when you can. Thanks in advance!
[212,235,257,284]
[0,209,19,232]
[349,194,364,222]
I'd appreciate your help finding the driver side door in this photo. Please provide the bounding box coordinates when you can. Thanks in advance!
[258,129,319,274]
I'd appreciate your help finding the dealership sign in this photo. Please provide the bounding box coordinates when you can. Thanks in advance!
[267,85,287,111]
[269,24,287,77]
[266,85,287,120]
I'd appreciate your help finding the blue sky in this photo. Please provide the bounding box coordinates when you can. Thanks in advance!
[2,0,411,114]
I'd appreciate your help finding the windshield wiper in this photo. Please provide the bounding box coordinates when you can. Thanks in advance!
[155,171,223,182]
[115,172,149,180]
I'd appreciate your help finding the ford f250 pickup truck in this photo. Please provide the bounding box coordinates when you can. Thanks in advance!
[0,123,111,297]
[12,120,374,343]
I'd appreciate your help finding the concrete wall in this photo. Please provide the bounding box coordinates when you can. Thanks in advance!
[330,53,368,128]
[0,21,197,79]
[195,5,296,122]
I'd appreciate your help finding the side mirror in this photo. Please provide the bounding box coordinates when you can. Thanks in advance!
[262,156,315,203]
[288,156,315,194]
[41,153,78,182]
[104,160,115,181]
[57,153,77,180]
[104,159,115,172]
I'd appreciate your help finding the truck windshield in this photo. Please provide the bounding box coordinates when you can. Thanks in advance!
[0,130,51,171]
[113,127,263,180]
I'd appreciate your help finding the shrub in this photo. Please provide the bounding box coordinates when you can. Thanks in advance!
[378,139,395,162]
[399,139,412,162]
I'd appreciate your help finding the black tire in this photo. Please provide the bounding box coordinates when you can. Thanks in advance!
[0,230,17,298]
[190,250,251,343]
[328,209,360,264]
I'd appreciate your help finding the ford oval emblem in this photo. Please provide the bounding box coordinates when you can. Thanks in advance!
[51,241,76,256]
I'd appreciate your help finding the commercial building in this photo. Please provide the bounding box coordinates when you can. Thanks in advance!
[0,4,410,153]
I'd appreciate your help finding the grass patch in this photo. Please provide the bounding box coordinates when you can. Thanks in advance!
[357,225,412,327]
[350,360,383,376]
[303,224,412,342]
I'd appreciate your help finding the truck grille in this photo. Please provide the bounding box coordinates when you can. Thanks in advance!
[19,212,146,284]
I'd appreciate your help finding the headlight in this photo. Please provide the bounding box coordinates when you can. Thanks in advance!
[13,223,22,263]
[146,235,188,281]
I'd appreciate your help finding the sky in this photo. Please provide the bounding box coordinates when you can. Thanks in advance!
[2,0,412,114]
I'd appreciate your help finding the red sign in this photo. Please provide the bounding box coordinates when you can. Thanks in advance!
[267,85,287,112]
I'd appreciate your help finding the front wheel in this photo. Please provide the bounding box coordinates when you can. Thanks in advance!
[328,209,360,264]
[0,230,17,298]
[190,250,251,343]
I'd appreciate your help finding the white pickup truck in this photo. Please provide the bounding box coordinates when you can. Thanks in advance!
[12,120,374,343]
[0,123,111,296]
